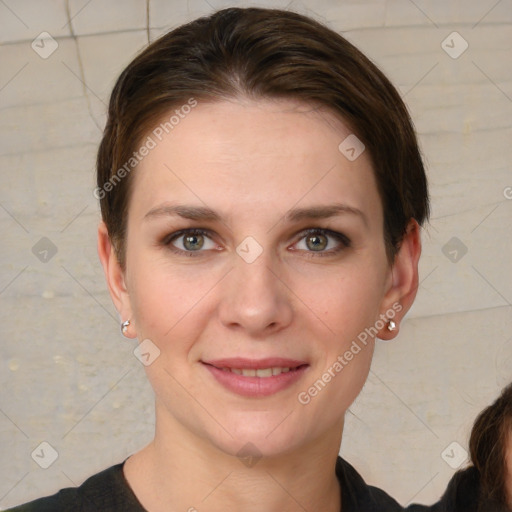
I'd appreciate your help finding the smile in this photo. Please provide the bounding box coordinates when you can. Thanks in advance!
[224,367,291,377]
[202,358,309,397]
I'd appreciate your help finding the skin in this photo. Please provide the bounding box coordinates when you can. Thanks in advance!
[98,97,421,512]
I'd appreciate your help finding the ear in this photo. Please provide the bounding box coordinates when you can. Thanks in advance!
[97,221,136,338]
[378,219,422,341]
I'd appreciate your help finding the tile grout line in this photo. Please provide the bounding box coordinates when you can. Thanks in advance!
[405,303,512,323]
[65,0,103,133]
[146,0,151,43]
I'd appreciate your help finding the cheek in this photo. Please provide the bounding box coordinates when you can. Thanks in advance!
[290,261,382,395]
[127,254,220,347]
[290,259,386,335]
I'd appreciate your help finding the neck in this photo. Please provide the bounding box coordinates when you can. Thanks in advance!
[124,406,343,512]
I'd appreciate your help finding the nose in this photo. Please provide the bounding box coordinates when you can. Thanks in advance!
[217,246,294,338]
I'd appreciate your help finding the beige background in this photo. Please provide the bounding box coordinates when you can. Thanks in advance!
[1,0,511,508]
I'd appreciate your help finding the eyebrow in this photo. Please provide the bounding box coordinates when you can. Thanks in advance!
[144,203,368,227]
[284,204,368,227]
[144,204,222,222]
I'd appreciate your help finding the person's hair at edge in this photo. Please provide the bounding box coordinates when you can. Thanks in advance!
[96,6,429,269]
[469,382,512,510]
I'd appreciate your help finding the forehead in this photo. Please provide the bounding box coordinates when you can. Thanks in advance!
[129,97,382,226]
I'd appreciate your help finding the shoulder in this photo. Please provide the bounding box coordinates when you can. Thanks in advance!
[405,465,507,512]
[336,456,404,511]
[4,461,145,512]
[418,465,508,512]
[436,464,480,511]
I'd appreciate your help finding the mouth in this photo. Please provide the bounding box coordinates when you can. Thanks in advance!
[201,358,309,397]
[221,366,296,377]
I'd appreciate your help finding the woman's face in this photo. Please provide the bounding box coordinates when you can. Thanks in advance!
[100,98,419,459]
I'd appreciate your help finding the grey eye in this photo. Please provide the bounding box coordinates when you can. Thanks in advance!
[305,233,328,251]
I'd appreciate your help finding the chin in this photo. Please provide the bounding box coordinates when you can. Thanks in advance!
[213,433,303,463]
[205,409,313,461]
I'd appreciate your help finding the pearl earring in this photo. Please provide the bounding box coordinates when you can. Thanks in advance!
[121,320,131,336]
[387,320,396,332]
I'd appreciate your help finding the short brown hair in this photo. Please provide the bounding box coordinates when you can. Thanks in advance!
[469,383,512,508]
[96,7,429,268]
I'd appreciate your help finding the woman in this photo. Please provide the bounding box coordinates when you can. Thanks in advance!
[8,7,429,511]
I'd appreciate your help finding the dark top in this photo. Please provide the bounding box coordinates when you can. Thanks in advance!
[6,456,404,511]
[407,465,510,512]
[8,457,504,511]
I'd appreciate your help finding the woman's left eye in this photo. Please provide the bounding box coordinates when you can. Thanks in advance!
[293,229,351,256]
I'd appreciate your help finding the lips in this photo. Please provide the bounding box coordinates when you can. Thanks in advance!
[202,358,309,397]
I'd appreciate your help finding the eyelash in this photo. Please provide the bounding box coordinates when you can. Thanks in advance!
[163,228,351,258]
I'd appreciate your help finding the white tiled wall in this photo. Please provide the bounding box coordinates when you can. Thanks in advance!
[1,0,511,508]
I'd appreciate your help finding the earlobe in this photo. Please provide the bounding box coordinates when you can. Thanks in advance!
[378,219,422,341]
[97,222,135,335]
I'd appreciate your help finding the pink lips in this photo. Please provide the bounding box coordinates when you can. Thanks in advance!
[202,357,309,397]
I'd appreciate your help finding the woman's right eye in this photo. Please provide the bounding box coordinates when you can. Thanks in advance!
[165,229,218,256]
